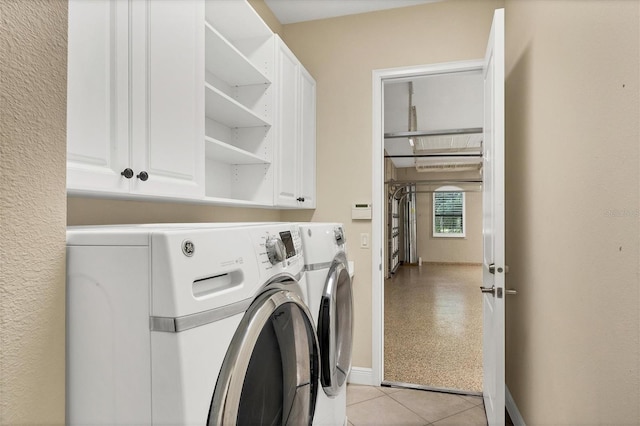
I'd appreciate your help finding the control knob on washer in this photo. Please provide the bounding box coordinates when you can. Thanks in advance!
[265,236,286,265]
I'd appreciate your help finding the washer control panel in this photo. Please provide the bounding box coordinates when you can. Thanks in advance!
[253,225,303,272]
[265,235,287,265]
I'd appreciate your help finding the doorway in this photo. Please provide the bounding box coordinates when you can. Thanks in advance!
[371,60,485,392]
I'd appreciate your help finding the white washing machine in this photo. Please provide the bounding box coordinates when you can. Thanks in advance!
[298,223,354,426]
[66,223,320,425]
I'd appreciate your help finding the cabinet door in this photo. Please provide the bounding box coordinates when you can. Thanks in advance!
[274,37,300,207]
[298,67,316,208]
[130,0,205,198]
[67,0,130,193]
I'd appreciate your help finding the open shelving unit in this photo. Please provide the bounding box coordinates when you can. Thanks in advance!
[203,0,275,205]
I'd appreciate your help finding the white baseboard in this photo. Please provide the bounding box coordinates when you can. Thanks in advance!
[506,386,526,426]
[347,367,375,386]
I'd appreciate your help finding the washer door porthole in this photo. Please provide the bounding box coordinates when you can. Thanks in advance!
[209,287,319,426]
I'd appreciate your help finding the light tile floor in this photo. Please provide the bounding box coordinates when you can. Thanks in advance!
[346,385,487,426]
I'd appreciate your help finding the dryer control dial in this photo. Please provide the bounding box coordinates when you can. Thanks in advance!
[265,236,286,265]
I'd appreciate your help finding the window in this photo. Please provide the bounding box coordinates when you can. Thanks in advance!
[433,186,465,237]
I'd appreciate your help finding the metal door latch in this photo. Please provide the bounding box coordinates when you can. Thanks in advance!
[480,285,495,296]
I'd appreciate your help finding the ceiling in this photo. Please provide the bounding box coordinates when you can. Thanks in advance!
[384,71,484,170]
[264,0,441,24]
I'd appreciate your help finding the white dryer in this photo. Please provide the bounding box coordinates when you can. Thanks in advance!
[67,223,320,425]
[298,223,354,426]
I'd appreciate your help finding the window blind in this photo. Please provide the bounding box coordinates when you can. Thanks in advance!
[434,191,464,235]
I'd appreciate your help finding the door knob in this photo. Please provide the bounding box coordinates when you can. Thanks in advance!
[136,171,149,181]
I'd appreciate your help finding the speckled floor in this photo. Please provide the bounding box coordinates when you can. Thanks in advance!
[384,264,483,392]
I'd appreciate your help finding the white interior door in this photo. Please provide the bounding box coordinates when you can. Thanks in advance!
[482,9,506,426]
[482,8,505,426]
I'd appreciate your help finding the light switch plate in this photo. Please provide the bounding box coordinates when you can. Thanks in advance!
[360,233,370,249]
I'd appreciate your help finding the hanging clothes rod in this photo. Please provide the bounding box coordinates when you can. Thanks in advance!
[384,127,483,139]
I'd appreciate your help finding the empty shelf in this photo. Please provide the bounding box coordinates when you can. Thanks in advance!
[205,1,272,43]
[205,22,270,87]
[205,83,271,128]
[205,137,269,165]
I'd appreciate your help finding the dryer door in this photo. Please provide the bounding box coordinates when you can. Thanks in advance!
[209,287,319,426]
[318,252,354,396]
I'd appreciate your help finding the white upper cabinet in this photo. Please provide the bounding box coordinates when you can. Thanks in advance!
[274,36,317,208]
[298,67,317,208]
[67,0,204,199]
[274,38,300,207]
[67,0,130,193]
[67,0,315,209]
[131,0,204,198]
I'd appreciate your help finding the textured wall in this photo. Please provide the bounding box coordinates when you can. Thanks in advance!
[279,0,500,368]
[0,1,67,424]
[504,0,640,422]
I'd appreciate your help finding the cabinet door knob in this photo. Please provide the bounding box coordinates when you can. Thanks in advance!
[136,171,149,181]
[121,168,134,179]
[297,197,305,202]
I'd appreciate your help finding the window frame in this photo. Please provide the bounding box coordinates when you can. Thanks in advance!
[432,186,466,238]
